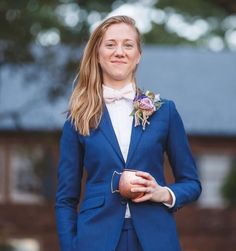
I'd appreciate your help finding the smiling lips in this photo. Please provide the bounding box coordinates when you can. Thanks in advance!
[111,60,127,64]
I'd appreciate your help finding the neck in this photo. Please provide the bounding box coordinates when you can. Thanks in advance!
[103,80,134,90]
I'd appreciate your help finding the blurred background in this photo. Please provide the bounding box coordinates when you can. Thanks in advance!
[0,0,236,250]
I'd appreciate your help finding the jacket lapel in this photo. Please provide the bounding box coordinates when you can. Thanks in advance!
[125,119,143,167]
[99,105,144,167]
[99,106,125,164]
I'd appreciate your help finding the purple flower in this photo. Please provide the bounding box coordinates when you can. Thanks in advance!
[133,94,146,101]
[139,97,155,110]
[131,89,163,130]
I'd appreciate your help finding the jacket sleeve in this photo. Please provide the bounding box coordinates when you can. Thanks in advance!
[166,100,202,212]
[55,119,84,251]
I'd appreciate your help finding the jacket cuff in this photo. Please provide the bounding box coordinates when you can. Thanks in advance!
[162,186,176,208]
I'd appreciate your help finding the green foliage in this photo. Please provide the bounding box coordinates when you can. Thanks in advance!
[221,160,236,206]
[157,0,227,17]
[0,0,92,64]
[145,0,230,45]
[0,0,233,65]
[0,0,235,102]
[143,23,196,46]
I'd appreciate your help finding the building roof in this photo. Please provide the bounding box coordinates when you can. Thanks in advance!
[1,46,236,135]
[137,46,236,136]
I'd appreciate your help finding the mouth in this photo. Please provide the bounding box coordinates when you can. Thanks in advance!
[111,60,127,64]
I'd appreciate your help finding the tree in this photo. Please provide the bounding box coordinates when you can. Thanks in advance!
[0,0,235,106]
[0,0,115,106]
[143,0,234,48]
[1,0,235,65]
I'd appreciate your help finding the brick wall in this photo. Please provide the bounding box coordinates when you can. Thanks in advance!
[0,204,59,251]
[176,206,236,251]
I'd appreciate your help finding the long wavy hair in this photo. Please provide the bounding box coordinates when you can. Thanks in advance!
[68,15,142,136]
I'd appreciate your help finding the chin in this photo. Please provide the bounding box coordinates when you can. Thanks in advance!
[112,74,131,82]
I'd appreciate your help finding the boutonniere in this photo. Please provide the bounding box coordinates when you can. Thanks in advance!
[131,89,164,130]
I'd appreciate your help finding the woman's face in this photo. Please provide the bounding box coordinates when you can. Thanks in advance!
[98,23,141,86]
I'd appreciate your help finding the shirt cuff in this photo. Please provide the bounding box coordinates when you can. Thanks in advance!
[162,186,176,208]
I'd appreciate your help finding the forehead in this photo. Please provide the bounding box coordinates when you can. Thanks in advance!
[102,23,138,41]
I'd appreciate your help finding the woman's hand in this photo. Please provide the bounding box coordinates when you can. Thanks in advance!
[130,171,173,204]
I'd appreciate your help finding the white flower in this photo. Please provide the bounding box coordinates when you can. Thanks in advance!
[154,94,161,102]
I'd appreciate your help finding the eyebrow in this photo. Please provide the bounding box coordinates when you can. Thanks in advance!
[104,39,136,42]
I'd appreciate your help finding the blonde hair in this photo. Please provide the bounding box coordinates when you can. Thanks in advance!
[69,15,142,136]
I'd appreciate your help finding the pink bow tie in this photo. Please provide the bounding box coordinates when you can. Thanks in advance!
[103,84,135,104]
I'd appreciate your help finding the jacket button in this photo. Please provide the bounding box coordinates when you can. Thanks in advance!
[121,199,127,205]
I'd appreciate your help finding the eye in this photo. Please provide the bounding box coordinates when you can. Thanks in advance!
[105,43,115,48]
[124,43,134,49]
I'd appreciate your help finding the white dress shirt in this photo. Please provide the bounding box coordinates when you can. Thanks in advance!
[103,83,175,218]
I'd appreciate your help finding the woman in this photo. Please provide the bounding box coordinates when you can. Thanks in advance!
[55,15,202,251]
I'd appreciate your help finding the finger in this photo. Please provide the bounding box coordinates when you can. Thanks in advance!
[132,193,152,203]
[131,186,153,193]
[130,178,151,186]
[135,171,155,181]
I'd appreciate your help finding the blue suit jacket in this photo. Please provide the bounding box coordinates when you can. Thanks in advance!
[55,100,201,251]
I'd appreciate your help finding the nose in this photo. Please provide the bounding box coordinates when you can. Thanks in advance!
[114,45,125,57]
